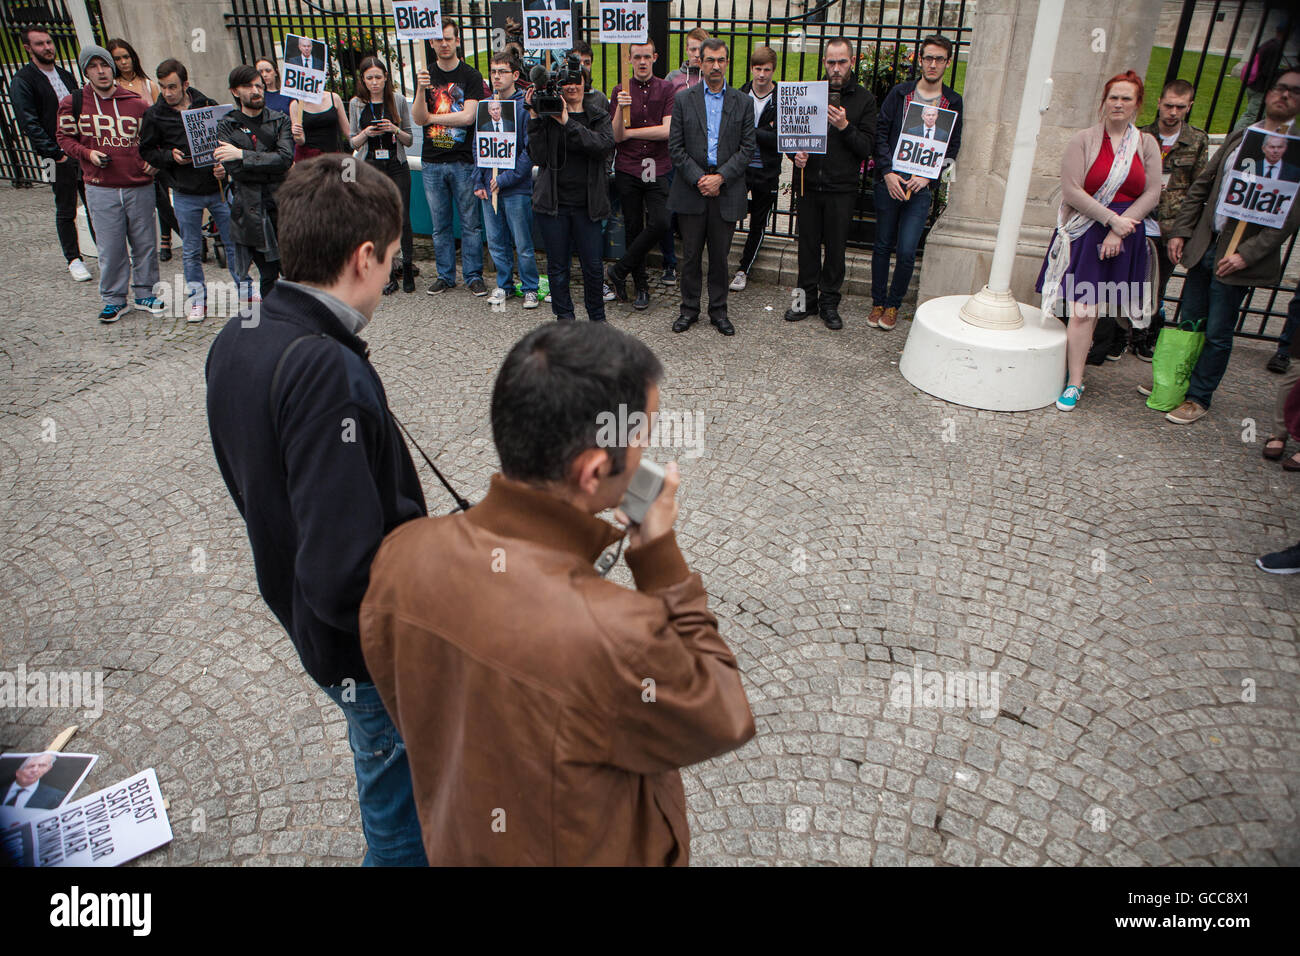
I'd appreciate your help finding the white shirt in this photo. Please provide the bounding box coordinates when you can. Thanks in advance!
[3,781,37,808]
[40,65,69,101]
[749,87,773,127]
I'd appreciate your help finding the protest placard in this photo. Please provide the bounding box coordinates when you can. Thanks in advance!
[181,103,234,167]
[282,34,328,105]
[1215,125,1300,231]
[476,100,518,170]
[0,768,172,867]
[394,0,443,39]
[524,0,572,51]
[891,99,958,179]
[777,81,828,154]
[598,2,648,44]
[492,1,525,52]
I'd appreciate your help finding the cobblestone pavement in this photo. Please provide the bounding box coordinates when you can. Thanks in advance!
[1,187,1297,866]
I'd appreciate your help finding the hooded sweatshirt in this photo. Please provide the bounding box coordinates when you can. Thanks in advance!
[56,81,153,188]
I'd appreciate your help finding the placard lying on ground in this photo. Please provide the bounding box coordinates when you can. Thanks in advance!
[598,1,648,44]
[476,100,517,169]
[0,751,98,810]
[281,33,328,105]
[0,768,172,867]
[181,103,234,167]
[394,0,443,39]
[524,0,572,51]
[891,99,958,179]
[1214,125,1300,229]
[777,81,827,153]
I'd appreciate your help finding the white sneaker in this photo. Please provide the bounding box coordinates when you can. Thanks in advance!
[187,303,206,324]
[487,287,507,305]
[730,270,747,291]
[523,291,540,309]
[69,258,92,282]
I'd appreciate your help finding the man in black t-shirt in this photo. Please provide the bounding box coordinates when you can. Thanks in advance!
[413,19,486,296]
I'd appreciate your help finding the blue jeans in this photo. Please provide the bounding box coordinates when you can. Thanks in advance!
[171,190,239,304]
[320,681,427,866]
[422,161,482,285]
[481,191,539,293]
[871,181,930,309]
[1182,244,1249,410]
[535,205,605,321]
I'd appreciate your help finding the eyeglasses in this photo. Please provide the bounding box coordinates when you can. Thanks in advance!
[1272,82,1300,97]
[920,55,949,65]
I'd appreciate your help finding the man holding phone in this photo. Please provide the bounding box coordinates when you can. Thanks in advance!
[139,58,240,322]
[360,322,755,865]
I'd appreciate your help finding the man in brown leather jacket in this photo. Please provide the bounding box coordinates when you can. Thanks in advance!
[360,322,756,865]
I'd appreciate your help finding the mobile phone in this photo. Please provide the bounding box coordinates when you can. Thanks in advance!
[618,459,665,526]
[828,91,842,108]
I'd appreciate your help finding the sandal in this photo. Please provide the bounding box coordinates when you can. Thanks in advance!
[1264,436,1287,460]
[1284,452,1300,472]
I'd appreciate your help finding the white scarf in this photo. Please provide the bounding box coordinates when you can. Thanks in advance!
[1041,123,1141,317]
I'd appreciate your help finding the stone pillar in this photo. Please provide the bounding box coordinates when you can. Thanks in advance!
[98,0,249,104]
[918,0,1165,305]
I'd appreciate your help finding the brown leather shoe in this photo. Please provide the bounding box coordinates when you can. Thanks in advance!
[866,305,885,328]
[879,307,898,331]
[1165,399,1206,424]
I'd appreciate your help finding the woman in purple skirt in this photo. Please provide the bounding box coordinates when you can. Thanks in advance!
[1038,70,1162,411]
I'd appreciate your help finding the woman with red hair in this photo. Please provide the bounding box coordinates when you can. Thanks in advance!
[1038,70,1162,411]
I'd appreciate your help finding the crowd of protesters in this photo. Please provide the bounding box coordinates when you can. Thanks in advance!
[10,17,1300,869]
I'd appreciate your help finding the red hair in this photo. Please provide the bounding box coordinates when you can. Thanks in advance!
[1100,71,1144,112]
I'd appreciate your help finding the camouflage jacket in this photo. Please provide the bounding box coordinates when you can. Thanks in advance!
[1140,120,1209,235]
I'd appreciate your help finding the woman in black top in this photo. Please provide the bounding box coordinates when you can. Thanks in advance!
[527,76,615,321]
[348,58,417,293]
[290,90,350,162]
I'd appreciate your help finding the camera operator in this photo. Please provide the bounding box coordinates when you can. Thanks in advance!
[526,59,615,322]
[360,321,756,865]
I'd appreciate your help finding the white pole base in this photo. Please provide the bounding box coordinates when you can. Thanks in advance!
[76,206,98,260]
[899,295,1068,411]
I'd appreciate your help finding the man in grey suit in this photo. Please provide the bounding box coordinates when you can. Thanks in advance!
[667,38,755,336]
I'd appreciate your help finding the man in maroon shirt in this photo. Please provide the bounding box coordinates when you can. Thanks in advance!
[604,39,674,311]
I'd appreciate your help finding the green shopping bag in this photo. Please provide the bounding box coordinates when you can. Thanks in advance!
[1146,318,1206,411]
[512,275,549,301]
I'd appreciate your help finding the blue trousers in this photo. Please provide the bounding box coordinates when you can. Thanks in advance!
[1183,244,1249,410]
[871,181,930,309]
[422,161,483,285]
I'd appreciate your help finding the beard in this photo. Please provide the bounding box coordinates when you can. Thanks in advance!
[33,48,57,66]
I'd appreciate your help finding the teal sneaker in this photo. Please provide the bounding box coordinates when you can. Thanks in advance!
[1056,384,1084,411]
[134,295,167,314]
[98,302,131,324]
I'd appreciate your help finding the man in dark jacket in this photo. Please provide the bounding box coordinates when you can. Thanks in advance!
[213,65,293,299]
[785,38,876,330]
[206,154,428,866]
[9,25,92,281]
[667,39,756,337]
[527,75,615,321]
[869,34,962,332]
[730,46,781,292]
[139,58,240,323]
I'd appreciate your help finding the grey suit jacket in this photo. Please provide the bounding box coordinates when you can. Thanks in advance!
[667,83,756,222]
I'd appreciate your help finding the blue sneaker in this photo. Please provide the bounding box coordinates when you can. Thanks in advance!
[1056,384,1084,411]
[98,302,131,324]
[134,295,166,314]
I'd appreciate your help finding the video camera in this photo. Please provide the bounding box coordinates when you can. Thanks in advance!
[528,54,584,117]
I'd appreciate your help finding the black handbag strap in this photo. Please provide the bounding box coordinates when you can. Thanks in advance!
[270,334,470,512]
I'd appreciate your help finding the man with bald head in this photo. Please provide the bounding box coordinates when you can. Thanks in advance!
[2,753,67,809]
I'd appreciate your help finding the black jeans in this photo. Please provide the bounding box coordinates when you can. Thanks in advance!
[737,183,777,274]
[535,204,606,321]
[242,245,280,296]
[1277,280,1300,356]
[678,197,736,323]
[373,161,415,270]
[796,190,853,313]
[612,171,669,289]
[53,158,89,262]
[156,178,180,244]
